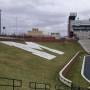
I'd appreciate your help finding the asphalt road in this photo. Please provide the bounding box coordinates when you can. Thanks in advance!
[84,56,90,80]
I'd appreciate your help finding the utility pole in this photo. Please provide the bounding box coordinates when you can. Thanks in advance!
[0,9,1,35]
[16,17,17,35]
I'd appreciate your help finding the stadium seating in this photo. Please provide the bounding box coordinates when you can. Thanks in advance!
[78,39,90,53]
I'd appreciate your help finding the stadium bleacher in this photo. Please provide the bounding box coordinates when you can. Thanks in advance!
[78,39,90,53]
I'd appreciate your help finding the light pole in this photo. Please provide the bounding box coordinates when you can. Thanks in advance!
[16,17,18,36]
[0,9,1,35]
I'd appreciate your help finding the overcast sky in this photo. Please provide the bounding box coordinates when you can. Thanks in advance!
[0,0,90,36]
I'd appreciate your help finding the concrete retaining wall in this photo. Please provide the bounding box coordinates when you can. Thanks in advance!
[59,51,81,87]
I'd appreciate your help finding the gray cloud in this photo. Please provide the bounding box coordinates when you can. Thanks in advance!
[0,0,90,36]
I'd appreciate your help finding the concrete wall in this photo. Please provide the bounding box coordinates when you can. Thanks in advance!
[59,51,81,87]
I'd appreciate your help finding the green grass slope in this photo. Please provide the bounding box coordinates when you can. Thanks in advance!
[0,41,86,90]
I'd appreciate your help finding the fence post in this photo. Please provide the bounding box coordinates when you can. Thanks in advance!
[13,80,14,90]
[45,84,46,90]
[71,83,73,90]
[78,86,80,90]
[35,82,36,90]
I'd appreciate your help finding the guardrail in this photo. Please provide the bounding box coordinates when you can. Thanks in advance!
[59,51,81,87]
[0,77,22,90]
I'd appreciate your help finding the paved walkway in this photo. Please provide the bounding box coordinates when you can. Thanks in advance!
[84,56,90,81]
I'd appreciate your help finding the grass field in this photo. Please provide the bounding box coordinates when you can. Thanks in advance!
[0,41,88,90]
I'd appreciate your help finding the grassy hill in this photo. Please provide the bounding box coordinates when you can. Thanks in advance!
[0,41,87,90]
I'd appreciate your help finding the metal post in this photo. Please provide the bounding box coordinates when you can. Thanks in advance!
[13,80,14,90]
[0,9,1,35]
[35,82,36,90]
[16,17,18,36]
[45,84,47,90]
